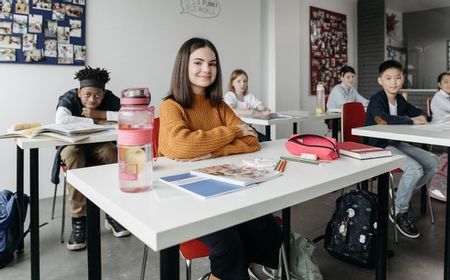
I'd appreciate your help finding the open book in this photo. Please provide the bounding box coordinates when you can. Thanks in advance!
[0,122,113,143]
[337,141,392,160]
[190,163,281,186]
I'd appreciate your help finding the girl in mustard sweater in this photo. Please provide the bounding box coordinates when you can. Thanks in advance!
[159,38,282,280]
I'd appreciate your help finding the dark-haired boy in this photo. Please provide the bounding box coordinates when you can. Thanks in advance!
[365,60,439,239]
[326,65,368,110]
[56,66,130,251]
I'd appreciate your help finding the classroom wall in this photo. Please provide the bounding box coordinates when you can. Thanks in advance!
[404,7,450,88]
[0,0,357,198]
[268,0,358,137]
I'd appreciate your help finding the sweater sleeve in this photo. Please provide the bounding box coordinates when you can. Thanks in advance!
[326,86,344,110]
[223,91,237,108]
[158,100,259,159]
[246,93,262,109]
[210,102,260,157]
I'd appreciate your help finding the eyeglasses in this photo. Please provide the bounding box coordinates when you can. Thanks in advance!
[81,92,104,99]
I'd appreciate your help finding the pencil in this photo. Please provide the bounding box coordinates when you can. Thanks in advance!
[274,160,282,171]
[279,159,287,172]
[280,155,321,165]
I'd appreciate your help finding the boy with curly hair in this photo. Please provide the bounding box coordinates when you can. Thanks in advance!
[56,66,129,251]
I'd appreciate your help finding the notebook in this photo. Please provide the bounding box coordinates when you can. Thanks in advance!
[337,141,392,160]
[159,172,253,199]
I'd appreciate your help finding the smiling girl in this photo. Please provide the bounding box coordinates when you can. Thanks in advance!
[159,38,282,280]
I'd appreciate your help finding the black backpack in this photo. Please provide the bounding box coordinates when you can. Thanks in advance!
[323,189,378,268]
[0,189,29,269]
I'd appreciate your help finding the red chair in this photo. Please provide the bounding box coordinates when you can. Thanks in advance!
[341,102,365,143]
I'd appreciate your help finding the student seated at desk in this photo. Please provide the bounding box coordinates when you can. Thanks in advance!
[428,71,450,201]
[159,37,282,280]
[56,66,130,251]
[431,71,450,122]
[365,60,439,239]
[327,65,368,111]
[224,69,269,142]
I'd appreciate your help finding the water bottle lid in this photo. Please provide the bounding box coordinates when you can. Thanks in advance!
[121,88,151,105]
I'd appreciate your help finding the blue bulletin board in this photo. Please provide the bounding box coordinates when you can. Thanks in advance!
[0,0,86,65]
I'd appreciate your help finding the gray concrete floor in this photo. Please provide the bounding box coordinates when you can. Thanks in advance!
[0,185,446,280]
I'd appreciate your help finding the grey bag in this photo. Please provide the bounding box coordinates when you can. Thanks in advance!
[289,232,323,280]
[263,232,322,280]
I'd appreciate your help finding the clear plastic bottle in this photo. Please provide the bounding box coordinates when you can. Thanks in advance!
[316,83,326,114]
[118,88,153,192]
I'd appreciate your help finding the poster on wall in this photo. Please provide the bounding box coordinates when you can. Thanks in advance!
[309,6,347,96]
[0,0,86,65]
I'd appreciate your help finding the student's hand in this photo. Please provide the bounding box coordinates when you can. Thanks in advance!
[411,116,427,125]
[82,108,106,120]
[175,153,212,162]
[238,124,258,138]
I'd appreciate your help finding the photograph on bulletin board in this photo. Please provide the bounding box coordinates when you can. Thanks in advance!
[309,6,347,95]
[0,0,86,65]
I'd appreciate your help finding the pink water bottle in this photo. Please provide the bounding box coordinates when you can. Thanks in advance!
[118,88,153,192]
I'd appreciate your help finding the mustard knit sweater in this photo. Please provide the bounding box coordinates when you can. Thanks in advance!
[159,93,260,159]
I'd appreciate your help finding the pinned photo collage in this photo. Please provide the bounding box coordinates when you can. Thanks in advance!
[309,6,348,96]
[0,0,86,65]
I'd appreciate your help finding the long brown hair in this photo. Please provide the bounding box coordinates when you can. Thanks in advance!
[166,37,223,108]
[227,69,248,95]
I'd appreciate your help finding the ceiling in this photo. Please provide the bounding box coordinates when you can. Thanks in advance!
[386,0,450,13]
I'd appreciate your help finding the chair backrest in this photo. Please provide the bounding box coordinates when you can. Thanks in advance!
[341,102,366,143]
[152,117,160,158]
[426,97,432,116]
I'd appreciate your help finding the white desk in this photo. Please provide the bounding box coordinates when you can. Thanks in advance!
[280,110,341,139]
[239,114,296,140]
[67,139,404,280]
[352,124,450,280]
[13,130,116,280]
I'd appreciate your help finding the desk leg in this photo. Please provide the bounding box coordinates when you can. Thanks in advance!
[281,208,290,280]
[332,118,339,140]
[160,246,179,280]
[16,146,24,251]
[30,148,40,280]
[376,172,388,280]
[445,147,450,280]
[293,122,298,134]
[265,125,271,141]
[87,199,102,280]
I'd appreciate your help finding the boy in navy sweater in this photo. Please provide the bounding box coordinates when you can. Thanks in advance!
[365,60,439,239]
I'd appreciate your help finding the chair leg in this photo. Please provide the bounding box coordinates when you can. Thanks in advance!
[389,173,398,243]
[185,259,192,280]
[51,184,58,219]
[427,185,435,224]
[140,245,149,280]
[60,178,67,243]
[280,243,291,280]
[421,185,427,215]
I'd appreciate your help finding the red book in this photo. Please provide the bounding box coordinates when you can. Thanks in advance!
[337,142,392,160]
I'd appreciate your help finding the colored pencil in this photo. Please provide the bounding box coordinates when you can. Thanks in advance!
[280,155,321,165]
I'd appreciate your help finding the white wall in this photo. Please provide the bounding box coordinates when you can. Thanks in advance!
[268,0,358,138]
[0,0,357,198]
[0,0,262,198]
